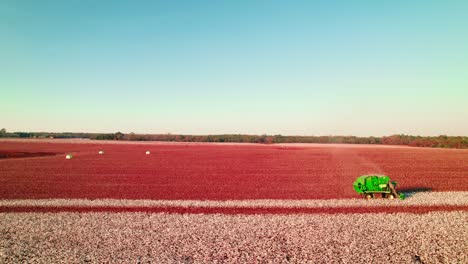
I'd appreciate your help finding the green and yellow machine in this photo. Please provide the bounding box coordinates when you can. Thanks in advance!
[353,175,405,200]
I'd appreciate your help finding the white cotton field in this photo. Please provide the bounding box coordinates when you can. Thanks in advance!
[0,211,466,263]
[1,191,467,209]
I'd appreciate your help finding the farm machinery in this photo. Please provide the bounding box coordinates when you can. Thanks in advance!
[353,175,405,200]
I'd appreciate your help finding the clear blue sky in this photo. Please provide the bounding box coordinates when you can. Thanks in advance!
[1,1,467,136]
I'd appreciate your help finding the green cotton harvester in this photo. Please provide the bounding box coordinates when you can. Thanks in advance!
[353,175,405,200]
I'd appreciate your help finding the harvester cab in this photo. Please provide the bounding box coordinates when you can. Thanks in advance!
[353,175,405,200]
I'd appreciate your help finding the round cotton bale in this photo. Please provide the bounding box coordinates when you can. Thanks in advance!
[65,154,73,159]
[98,151,104,155]
[146,151,150,155]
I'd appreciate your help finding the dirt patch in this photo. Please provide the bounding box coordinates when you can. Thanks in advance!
[0,151,59,159]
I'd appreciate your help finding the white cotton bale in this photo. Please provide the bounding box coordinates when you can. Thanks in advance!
[146,151,150,155]
[65,154,73,159]
[98,151,104,155]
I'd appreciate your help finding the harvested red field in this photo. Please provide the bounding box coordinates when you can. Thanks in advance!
[1,139,467,263]
[0,139,467,200]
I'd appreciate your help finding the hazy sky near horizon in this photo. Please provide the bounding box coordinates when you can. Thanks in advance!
[1,1,467,136]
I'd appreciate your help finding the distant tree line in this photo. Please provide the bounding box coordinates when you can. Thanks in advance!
[380,134,468,149]
[0,128,467,149]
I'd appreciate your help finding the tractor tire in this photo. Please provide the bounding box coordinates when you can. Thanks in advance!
[387,194,395,199]
[382,193,387,198]
[365,194,374,199]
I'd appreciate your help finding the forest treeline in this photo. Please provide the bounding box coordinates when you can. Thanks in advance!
[1,129,467,149]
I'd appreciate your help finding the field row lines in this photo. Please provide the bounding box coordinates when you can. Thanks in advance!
[1,192,466,208]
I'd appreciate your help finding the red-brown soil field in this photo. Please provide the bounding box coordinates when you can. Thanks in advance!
[1,139,467,263]
[0,139,467,200]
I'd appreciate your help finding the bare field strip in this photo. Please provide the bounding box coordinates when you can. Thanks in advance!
[1,211,466,263]
[2,205,467,215]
